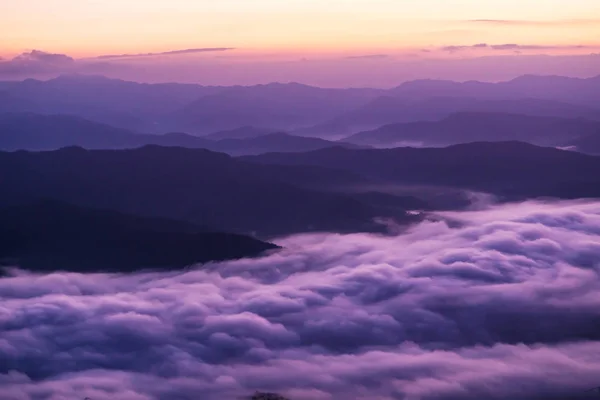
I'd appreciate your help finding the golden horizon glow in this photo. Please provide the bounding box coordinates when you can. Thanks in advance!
[2,0,600,59]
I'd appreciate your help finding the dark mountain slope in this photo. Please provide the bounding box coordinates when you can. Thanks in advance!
[242,142,600,199]
[204,126,278,140]
[0,146,379,236]
[211,132,362,156]
[0,201,276,272]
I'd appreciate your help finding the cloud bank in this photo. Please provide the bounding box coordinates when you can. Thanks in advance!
[94,48,236,60]
[1,200,600,399]
[441,43,594,53]
[2,47,600,87]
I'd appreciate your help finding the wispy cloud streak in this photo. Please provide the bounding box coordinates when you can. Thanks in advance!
[93,47,236,60]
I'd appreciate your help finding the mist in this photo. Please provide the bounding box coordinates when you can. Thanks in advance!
[2,199,600,399]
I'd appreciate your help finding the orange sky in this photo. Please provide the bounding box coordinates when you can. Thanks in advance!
[2,0,600,58]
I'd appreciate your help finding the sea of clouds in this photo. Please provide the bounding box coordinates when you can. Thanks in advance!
[1,200,600,400]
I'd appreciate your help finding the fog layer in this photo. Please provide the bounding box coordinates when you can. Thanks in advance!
[1,200,600,399]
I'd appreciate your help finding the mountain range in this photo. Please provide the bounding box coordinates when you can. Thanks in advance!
[0,113,360,155]
[0,145,387,237]
[3,73,600,271]
[344,112,600,150]
[243,141,600,199]
[3,73,600,136]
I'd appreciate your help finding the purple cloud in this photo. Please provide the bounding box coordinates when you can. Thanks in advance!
[94,47,236,60]
[441,43,594,53]
[442,43,489,52]
[1,200,600,398]
[345,54,389,60]
[0,50,75,75]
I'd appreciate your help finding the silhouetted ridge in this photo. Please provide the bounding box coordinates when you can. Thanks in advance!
[0,201,277,272]
[243,142,600,199]
[0,146,381,236]
[344,112,600,148]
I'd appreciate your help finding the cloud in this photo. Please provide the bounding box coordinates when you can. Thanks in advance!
[1,199,600,399]
[440,43,595,53]
[0,50,75,75]
[13,50,75,65]
[0,47,234,78]
[94,47,236,60]
[345,54,389,60]
[468,18,600,26]
[442,43,489,53]
[490,44,588,51]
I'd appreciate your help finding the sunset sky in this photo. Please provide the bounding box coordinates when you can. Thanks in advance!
[2,0,600,85]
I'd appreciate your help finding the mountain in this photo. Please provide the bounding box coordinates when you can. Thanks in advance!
[345,112,600,148]
[0,200,276,272]
[210,132,363,156]
[347,192,431,211]
[390,75,600,108]
[167,82,384,134]
[242,142,600,199]
[3,74,600,136]
[565,133,600,155]
[204,126,278,140]
[296,96,600,138]
[0,113,214,151]
[0,74,224,132]
[0,113,361,155]
[0,146,381,236]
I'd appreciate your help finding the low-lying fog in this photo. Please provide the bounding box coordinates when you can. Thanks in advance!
[1,199,600,400]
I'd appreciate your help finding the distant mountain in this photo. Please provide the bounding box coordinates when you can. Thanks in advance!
[0,74,224,132]
[0,200,276,272]
[345,112,600,148]
[564,133,600,155]
[0,146,381,236]
[0,113,214,151]
[242,142,600,199]
[3,73,600,136]
[0,113,360,155]
[347,192,431,211]
[204,126,278,140]
[390,75,600,108]
[297,96,600,138]
[210,132,363,156]
[167,82,384,134]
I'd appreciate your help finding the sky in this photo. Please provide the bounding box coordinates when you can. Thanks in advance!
[1,0,600,85]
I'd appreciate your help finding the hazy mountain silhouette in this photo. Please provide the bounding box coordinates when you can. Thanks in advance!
[345,112,600,148]
[565,133,600,155]
[165,82,384,133]
[0,113,217,151]
[204,126,278,140]
[3,74,600,136]
[0,113,360,155]
[209,132,364,156]
[0,146,382,236]
[0,74,224,132]
[243,142,600,199]
[297,96,600,138]
[390,75,600,107]
[0,200,276,272]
